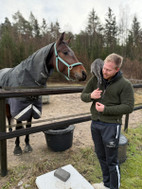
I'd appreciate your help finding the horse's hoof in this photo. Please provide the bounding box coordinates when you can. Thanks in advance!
[24,144,33,153]
[13,146,22,156]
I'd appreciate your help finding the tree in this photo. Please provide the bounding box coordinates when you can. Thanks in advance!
[85,9,104,61]
[130,16,141,46]
[126,15,142,59]
[29,12,40,37]
[86,8,102,35]
[104,7,118,51]
[13,11,32,39]
[50,21,60,39]
[41,18,48,36]
[0,18,17,68]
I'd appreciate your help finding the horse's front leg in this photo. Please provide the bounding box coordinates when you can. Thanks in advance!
[24,117,33,153]
[7,116,12,132]
[6,104,12,132]
[13,120,23,155]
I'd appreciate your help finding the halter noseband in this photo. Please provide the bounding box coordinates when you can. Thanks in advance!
[54,43,83,80]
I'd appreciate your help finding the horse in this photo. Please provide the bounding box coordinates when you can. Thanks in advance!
[0,32,87,155]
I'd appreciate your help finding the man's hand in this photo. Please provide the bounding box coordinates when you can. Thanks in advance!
[91,88,102,99]
[96,102,105,112]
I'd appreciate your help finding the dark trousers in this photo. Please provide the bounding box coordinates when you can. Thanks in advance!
[91,120,121,189]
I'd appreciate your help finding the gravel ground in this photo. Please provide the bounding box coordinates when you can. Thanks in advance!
[5,92,142,168]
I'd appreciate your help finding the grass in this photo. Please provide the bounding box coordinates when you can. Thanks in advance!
[1,125,142,189]
[134,92,142,105]
[120,126,142,189]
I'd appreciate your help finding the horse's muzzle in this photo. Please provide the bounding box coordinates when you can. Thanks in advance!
[76,70,87,81]
[82,70,87,81]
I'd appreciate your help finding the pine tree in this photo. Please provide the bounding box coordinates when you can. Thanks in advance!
[104,7,118,51]
[13,11,32,39]
[29,12,40,37]
[126,15,142,59]
[85,9,104,61]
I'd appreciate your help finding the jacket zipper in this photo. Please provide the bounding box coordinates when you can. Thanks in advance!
[97,83,111,120]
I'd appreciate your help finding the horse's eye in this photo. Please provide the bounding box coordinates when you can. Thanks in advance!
[63,51,68,55]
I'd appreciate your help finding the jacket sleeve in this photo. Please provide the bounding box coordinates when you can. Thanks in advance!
[103,81,134,115]
[81,76,97,102]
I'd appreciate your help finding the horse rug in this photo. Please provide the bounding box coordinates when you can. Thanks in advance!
[0,43,54,121]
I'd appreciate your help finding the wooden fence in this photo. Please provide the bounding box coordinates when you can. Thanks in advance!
[0,84,142,177]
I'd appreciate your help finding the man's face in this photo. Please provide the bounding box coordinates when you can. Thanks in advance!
[102,61,119,80]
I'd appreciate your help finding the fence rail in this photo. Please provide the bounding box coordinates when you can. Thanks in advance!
[0,84,142,177]
[0,86,84,98]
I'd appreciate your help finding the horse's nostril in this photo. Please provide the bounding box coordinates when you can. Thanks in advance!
[82,71,87,80]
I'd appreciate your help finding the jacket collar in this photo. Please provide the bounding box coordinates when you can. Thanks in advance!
[101,70,122,86]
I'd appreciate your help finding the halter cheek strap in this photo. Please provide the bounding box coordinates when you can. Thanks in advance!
[54,43,83,80]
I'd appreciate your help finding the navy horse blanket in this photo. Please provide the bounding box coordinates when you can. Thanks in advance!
[0,43,54,121]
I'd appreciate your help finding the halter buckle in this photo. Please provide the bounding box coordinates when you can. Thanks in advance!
[68,65,73,70]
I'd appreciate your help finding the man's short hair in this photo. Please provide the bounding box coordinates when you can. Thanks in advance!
[104,53,123,68]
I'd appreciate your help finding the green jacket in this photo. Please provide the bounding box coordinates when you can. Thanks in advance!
[81,71,134,124]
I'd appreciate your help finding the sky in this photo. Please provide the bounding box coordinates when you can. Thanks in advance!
[0,0,142,34]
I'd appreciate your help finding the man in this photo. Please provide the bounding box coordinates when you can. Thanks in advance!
[81,53,134,189]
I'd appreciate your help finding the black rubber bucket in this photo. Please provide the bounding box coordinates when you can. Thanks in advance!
[44,125,75,152]
[118,133,128,164]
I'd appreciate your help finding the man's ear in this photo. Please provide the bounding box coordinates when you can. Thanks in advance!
[116,67,120,72]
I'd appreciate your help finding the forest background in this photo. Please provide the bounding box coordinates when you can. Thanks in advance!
[0,7,142,81]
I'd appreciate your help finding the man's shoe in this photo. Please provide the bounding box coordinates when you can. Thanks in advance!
[92,182,110,189]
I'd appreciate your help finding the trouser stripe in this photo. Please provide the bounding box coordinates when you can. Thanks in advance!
[115,125,120,139]
[116,165,120,188]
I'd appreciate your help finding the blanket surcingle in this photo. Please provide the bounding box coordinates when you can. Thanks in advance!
[0,43,54,121]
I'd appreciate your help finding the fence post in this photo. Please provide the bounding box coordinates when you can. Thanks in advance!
[0,98,7,177]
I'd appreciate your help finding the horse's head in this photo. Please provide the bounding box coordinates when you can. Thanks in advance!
[53,32,87,81]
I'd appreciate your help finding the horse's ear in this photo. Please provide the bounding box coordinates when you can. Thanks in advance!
[67,36,72,44]
[56,32,65,46]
